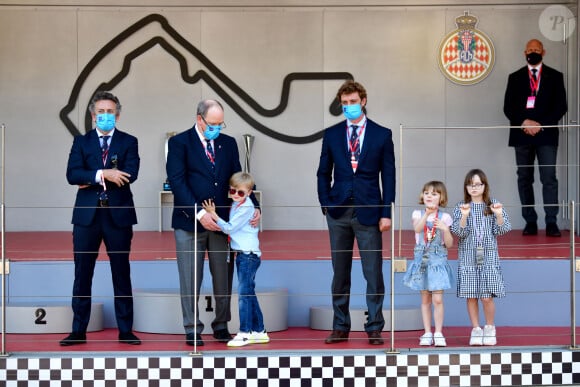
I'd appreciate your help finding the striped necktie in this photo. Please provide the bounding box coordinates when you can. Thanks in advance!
[101,135,110,165]
[350,125,360,162]
[206,140,215,164]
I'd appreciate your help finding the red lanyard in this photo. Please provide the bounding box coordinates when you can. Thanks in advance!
[423,210,438,244]
[528,67,541,96]
[346,122,366,155]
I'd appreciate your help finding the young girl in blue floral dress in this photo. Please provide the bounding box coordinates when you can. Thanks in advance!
[403,181,454,347]
[451,169,511,346]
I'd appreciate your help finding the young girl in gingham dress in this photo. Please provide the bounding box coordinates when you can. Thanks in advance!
[451,169,511,346]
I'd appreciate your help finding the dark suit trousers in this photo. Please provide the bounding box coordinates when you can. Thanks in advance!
[326,207,385,333]
[71,209,134,333]
[174,228,234,334]
[515,145,559,224]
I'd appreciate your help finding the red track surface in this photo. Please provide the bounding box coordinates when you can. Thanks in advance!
[3,326,578,353]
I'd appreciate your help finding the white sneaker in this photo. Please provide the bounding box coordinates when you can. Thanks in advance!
[250,330,270,344]
[433,332,447,347]
[419,332,433,346]
[483,325,497,346]
[227,332,252,347]
[469,327,483,346]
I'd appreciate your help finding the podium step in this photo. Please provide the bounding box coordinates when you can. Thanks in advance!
[309,305,422,331]
[3,302,103,333]
[133,288,288,334]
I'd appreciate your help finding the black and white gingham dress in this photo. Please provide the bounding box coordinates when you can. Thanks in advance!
[451,199,511,298]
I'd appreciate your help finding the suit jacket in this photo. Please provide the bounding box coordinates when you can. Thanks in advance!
[317,118,396,226]
[503,64,567,147]
[166,126,244,232]
[66,129,140,227]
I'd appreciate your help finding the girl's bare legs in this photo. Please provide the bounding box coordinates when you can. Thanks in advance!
[466,298,480,327]
[481,297,497,345]
[481,297,495,326]
[432,291,444,333]
[467,298,485,345]
[420,290,432,334]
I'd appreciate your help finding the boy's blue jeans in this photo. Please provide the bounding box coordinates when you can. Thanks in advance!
[236,252,265,333]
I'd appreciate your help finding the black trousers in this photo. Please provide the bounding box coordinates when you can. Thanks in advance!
[326,207,385,333]
[71,208,134,333]
[515,144,559,224]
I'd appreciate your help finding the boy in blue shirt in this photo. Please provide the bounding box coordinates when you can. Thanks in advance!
[203,172,269,347]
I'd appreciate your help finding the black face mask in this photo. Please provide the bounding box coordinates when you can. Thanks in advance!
[526,52,543,66]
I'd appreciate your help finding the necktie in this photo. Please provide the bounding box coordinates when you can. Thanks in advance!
[349,125,360,162]
[206,140,215,164]
[531,69,539,96]
[101,135,110,165]
[349,125,360,171]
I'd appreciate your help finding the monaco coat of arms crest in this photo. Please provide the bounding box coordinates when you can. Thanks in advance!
[438,12,495,85]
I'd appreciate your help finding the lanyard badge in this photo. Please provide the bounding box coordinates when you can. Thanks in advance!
[475,246,484,266]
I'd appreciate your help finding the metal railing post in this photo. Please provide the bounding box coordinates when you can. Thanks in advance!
[1,123,7,357]
[398,124,403,258]
[190,202,202,356]
[570,200,578,349]
[387,202,399,354]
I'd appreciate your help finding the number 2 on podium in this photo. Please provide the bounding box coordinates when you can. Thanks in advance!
[35,308,47,325]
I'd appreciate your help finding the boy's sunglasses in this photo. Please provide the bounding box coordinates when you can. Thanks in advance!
[229,188,248,197]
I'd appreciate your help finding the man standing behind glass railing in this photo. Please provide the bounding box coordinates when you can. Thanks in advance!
[503,38,567,237]
[317,80,396,346]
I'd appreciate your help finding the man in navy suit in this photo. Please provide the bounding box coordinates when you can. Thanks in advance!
[504,39,567,237]
[167,99,260,346]
[61,91,141,346]
[317,80,396,345]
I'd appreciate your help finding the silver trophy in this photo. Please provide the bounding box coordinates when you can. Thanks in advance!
[243,134,255,173]
[164,131,177,190]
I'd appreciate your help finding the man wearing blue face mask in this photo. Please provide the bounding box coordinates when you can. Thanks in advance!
[317,80,396,345]
[503,39,567,237]
[167,99,261,346]
[61,91,141,346]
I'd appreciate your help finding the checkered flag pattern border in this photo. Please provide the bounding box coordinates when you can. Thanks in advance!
[1,349,579,386]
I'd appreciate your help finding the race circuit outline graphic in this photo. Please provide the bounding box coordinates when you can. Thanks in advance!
[59,13,354,144]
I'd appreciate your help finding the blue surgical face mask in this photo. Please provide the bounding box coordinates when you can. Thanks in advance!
[204,124,222,141]
[342,104,363,120]
[95,113,116,132]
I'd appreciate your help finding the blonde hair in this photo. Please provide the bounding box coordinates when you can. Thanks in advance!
[230,171,254,190]
[418,180,448,207]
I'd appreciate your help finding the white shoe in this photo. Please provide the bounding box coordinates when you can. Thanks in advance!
[433,332,447,347]
[483,325,497,346]
[419,332,433,346]
[469,327,483,346]
[227,332,252,347]
[250,330,270,344]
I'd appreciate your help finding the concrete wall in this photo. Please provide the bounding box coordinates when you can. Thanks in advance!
[0,1,577,232]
